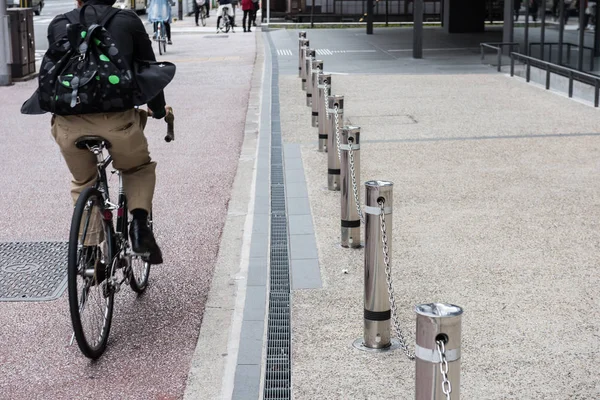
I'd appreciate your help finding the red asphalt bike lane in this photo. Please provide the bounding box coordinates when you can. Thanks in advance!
[0,30,257,399]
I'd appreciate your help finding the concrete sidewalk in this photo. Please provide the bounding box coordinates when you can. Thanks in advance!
[272,29,600,399]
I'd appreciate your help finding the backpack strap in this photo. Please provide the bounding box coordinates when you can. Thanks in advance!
[64,12,78,25]
[99,8,119,27]
[79,5,119,28]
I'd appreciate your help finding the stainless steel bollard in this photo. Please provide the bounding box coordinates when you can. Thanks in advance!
[310,61,323,126]
[340,126,361,248]
[317,74,331,152]
[415,303,463,400]
[298,32,306,78]
[307,59,321,107]
[303,48,315,91]
[352,180,398,351]
[299,39,309,87]
[326,95,343,191]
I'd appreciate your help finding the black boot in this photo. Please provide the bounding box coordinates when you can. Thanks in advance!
[129,213,163,265]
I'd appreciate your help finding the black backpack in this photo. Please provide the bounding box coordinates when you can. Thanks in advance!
[37,6,134,115]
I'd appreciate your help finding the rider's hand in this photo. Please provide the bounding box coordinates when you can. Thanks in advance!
[150,107,166,120]
[164,106,174,122]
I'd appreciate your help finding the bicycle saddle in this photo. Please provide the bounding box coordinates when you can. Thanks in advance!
[75,136,113,150]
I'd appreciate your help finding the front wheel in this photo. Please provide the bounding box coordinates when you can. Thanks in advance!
[68,187,115,360]
[201,11,206,26]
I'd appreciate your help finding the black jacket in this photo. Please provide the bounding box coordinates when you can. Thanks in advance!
[22,0,167,116]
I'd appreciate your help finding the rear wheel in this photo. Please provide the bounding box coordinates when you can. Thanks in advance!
[201,10,206,26]
[68,187,115,360]
[129,213,152,294]
[157,24,163,55]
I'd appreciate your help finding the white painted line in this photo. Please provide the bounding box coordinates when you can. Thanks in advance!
[388,47,477,52]
[277,49,293,56]
[316,49,333,55]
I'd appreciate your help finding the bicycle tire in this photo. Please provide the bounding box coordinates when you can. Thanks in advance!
[225,21,231,33]
[129,212,152,294]
[162,39,167,54]
[157,23,163,56]
[201,11,206,26]
[68,187,115,360]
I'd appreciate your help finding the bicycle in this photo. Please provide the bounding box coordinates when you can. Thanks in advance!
[197,0,207,26]
[68,108,175,359]
[155,20,168,56]
[217,3,234,33]
[219,15,231,33]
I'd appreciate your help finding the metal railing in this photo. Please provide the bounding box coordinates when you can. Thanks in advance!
[528,42,595,71]
[480,42,521,72]
[510,52,600,107]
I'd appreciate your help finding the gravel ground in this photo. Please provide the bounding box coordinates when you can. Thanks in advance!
[280,72,600,399]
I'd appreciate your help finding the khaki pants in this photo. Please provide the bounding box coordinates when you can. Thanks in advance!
[52,109,156,244]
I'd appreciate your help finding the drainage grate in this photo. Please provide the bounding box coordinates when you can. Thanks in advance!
[264,33,292,400]
[0,242,68,302]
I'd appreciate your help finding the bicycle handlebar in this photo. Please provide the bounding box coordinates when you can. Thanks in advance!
[164,107,174,142]
[146,106,175,142]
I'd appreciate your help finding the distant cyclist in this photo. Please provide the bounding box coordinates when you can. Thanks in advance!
[216,0,235,32]
[149,0,174,45]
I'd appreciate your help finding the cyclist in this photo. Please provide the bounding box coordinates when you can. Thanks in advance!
[21,0,169,264]
[194,0,209,26]
[149,0,174,45]
[216,0,235,32]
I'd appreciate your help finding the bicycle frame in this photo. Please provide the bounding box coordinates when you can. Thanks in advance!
[88,145,128,253]
[157,21,162,37]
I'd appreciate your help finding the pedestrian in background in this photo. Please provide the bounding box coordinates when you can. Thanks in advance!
[231,0,239,26]
[242,0,253,31]
[251,0,259,26]
[194,0,209,25]
[529,0,539,22]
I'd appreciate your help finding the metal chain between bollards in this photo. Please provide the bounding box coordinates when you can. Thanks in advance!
[378,200,415,360]
[347,139,364,224]
[436,339,452,400]
[334,106,342,163]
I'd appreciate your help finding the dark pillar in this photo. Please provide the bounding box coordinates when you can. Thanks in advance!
[578,0,585,70]
[366,0,373,34]
[503,0,514,50]
[443,0,486,33]
[385,0,389,26]
[525,0,530,55]
[541,0,547,59]
[595,1,600,57]
[559,0,565,64]
[414,0,423,58]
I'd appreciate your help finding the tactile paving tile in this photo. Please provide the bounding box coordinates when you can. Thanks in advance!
[0,242,68,302]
